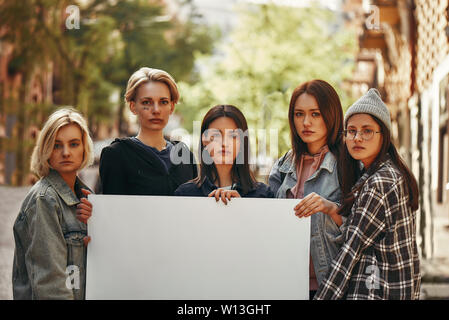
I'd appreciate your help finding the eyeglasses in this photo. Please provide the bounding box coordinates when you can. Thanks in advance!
[344,129,381,141]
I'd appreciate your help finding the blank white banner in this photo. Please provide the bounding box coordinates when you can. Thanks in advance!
[86,195,310,300]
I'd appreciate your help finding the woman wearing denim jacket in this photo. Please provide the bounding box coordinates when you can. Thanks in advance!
[268,80,346,300]
[12,108,94,300]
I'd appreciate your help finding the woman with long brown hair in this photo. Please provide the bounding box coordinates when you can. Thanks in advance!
[175,104,273,200]
[268,79,346,300]
[315,88,420,300]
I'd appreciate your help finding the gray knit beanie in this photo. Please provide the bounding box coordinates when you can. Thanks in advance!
[344,88,391,132]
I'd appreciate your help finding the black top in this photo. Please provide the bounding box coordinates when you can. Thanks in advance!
[130,137,173,173]
[99,137,198,195]
[174,176,274,198]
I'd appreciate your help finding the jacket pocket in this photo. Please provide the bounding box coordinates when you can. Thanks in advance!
[324,214,345,244]
[64,232,86,300]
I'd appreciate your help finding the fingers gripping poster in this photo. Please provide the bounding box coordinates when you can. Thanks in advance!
[86,195,310,299]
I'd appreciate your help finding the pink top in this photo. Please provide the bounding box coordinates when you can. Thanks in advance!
[287,145,329,291]
[288,145,329,199]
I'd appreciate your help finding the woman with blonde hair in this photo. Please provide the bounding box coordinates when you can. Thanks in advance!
[99,67,197,195]
[12,107,94,299]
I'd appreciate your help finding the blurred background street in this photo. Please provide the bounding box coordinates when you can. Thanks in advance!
[0,186,29,300]
[1,0,449,299]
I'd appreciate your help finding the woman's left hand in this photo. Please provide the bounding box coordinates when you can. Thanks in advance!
[208,189,241,205]
[294,192,338,218]
[77,188,92,224]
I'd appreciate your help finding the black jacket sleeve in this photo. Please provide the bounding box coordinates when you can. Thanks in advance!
[173,183,188,196]
[254,182,275,198]
[99,145,127,195]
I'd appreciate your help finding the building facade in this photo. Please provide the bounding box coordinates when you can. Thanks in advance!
[346,0,449,259]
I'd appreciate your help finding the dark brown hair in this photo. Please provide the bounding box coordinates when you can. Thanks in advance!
[193,105,257,194]
[288,79,344,168]
[339,114,419,216]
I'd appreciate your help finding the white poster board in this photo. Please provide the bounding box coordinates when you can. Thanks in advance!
[86,195,310,300]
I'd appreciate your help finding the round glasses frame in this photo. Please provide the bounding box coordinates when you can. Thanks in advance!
[344,129,381,141]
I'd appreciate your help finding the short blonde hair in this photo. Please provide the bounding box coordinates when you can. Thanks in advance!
[124,67,179,106]
[30,107,94,178]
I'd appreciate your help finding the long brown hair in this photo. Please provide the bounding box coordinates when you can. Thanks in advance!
[339,114,419,216]
[193,105,257,194]
[288,80,344,168]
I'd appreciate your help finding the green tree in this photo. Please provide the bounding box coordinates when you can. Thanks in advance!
[100,0,216,134]
[177,3,357,160]
[0,0,215,184]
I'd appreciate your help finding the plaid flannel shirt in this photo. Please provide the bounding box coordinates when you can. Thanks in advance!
[314,157,421,300]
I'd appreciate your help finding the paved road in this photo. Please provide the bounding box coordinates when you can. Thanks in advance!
[0,186,30,300]
[419,202,449,299]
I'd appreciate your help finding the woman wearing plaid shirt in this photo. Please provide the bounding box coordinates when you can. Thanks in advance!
[315,88,421,300]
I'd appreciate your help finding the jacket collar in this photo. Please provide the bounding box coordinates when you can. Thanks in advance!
[117,138,167,173]
[279,149,336,179]
[354,154,393,190]
[199,176,217,196]
[118,137,189,174]
[45,169,88,206]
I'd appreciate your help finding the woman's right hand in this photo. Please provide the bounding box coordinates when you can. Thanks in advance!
[294,192,338,218]
[208,189,241,205]
[83,236,91,247]
[293,192,342,226]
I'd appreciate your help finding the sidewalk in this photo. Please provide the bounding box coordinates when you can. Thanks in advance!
[0,185,30,300]
[419,203,449,300]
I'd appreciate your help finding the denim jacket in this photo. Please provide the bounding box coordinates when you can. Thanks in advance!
[12,169,89,300]
[268,149,346,285]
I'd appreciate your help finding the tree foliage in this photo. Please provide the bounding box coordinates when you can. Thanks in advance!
[0,0,215,135]
[0,0,215,184]
[177,3,357,157]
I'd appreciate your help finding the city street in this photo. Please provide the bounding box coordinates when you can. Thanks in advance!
[0,185,30,300]
[1,184,448,300]
[420,203,449,299]
[2,0,449,303]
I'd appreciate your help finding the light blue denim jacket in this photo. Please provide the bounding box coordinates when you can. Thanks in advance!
[268,149,346,285]
[12,169,89,300]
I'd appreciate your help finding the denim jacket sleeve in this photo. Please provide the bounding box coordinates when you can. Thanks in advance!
[268,157,283,196]
[324,209,348,246]
[25,195,74,299]
[324,187,347,246]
